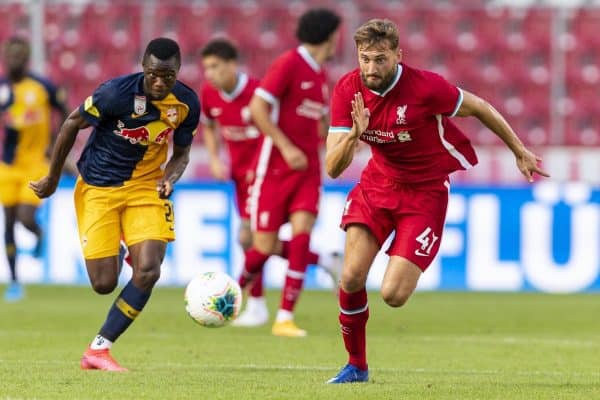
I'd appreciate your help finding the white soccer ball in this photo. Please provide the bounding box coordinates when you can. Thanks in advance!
[184,271,242,327]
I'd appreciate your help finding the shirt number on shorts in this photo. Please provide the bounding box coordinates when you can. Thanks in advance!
[414,227,438,257]
[164,202,174,230]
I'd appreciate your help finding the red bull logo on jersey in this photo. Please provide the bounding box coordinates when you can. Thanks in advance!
[113,119,173,145]
[167,107,178,124]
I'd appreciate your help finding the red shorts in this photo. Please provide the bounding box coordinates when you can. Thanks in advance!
[249,169,320,232]
[341,167,449,271]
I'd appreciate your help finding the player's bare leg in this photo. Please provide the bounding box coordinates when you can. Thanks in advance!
[81,240,165,371]
[17,204,43,258]
[328,224,379,383]
[380,256,422,308]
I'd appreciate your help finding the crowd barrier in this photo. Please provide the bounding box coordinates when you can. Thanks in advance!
[1,178,598,293]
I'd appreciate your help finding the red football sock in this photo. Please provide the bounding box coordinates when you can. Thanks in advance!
[338,288,369,371]
[238,248,269,289]
[249,271,264,297]
[280,233,310,312]
[281,240,319,265]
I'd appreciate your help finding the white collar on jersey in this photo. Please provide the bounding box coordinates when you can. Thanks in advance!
[297,45,321,72]
[369,64,403,97]
[219,72,248,102]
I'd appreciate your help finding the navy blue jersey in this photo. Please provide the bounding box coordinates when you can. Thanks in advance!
[78,72,200,186]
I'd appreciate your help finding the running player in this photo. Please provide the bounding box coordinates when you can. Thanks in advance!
[200,38,340,327]
[0,36,68,302]
[237,8,342,337]
[325,19,549,383]
[30,38,200,371]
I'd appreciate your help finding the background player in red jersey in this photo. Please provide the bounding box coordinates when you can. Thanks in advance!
[237,8,342,337]
[200,39,269,326]
[325,19,550,383]
[201,38,340,328]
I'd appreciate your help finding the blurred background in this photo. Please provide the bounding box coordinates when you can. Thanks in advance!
[0,0,599,293]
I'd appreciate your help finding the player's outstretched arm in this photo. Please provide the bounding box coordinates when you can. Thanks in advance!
[325,92,369,179]
[29,107,89,198]
[157,144,191,199]
[456,90,550,182]
[202,121,227,181]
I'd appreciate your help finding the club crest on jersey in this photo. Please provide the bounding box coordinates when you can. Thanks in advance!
[134,95,146,115]
[167,107,178,124]
[210,107,223,118]
[241,106,251,123]
[396,105,407,125]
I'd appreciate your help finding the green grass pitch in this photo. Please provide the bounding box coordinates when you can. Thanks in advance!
[1,285,599,399]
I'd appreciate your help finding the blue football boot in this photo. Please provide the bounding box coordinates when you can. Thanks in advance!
[4,282,24,302]
[327,364,369,384]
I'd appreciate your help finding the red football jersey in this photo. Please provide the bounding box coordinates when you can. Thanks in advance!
[330,64,478,183]
[254,46,329,174]
[200,73,263,179]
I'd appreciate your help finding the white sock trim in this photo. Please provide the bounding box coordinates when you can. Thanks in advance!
[286,269,305,279]
[246,296,267,310]
[340,304,369,315]
[90,334,113,350]
[275,309,294,322]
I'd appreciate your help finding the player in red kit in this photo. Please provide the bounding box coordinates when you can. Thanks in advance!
[201,38,340,328]
[237,8,342,337]
[325,19,550,383]
[200,39,268,326]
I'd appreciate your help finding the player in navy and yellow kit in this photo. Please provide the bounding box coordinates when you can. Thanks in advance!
[0,37,68,302]
[30,38,200,371]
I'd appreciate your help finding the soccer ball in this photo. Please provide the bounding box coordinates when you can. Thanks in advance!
[184,271,242,327]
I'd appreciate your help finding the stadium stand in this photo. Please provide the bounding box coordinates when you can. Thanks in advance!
[0,0,598,182]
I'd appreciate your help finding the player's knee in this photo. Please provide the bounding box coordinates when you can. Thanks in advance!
[16,212,36,231]
[381,286,411,308]
[253,239,277,255]
[340,270,366,293]
[134,263,161,289]
[91,279,117,295]
[238,232,252,251]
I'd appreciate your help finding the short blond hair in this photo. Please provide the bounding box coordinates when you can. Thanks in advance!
[353,19,399,50]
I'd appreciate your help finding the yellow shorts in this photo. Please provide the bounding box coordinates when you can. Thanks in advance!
[0,161,48,207]
[74,177,175,259]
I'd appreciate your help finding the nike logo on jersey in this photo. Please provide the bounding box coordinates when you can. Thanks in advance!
[131,112,149,119]
[300,81,314,90]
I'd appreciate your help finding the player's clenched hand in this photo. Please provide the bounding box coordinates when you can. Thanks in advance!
[350,92,370,138]
[516,149,550,183]
[156,178,174,199]
[29,176,59,199]
[209,158,228,181]
[281,143,308,171]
